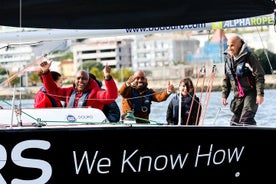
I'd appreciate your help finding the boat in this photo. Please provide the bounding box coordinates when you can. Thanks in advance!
[0,1,275,183]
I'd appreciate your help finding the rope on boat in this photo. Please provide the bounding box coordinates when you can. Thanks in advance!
[196,66,206,125]
[200,65,216,125]
[178,85,182,125]
[124,113,164,125]
[0,98,38,121]
[34,119,120,125]
[186,65,204,125]
[0,40,68,88]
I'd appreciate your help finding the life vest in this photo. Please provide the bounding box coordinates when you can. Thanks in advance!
[130,89,152,113]
[67,90,91,107]
[103,102,121,122]
[40,87,60,107]
[171,95,192,123]
[225,53,254,83]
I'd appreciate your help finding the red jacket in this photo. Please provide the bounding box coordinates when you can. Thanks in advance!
[34,88,63,108]
[41,71,118,110]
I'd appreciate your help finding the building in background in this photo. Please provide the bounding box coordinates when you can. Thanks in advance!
[59,59,74,79]
[0,45,35,73]
[71,36,133,74]
[187,29,227,64]
[131,33,200,70]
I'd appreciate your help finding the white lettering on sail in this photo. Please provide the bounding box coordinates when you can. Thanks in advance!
[195,144,245,167]
[11,140,52,184]
[73,151,111,174]
[121,149,189,173]
[70,145,245,175]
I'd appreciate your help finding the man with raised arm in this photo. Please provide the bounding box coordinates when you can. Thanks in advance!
[119,70,174,124]
[40,60,118,110]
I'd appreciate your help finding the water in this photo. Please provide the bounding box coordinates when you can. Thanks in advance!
[150,89,276,126]
[1,89,276,126]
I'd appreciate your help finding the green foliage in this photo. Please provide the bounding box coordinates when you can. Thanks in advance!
[90,68,104,80]
[57,52,73,61]
[79,61,104,72]
[0,68,7,75]
[89,67,134,82]
[111,68,133,82]
[8,75,20,86]
[28,72,41,84]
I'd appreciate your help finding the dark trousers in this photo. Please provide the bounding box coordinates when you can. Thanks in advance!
[230,90,258,126]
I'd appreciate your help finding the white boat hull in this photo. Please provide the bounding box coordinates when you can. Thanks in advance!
[0,107,108,127]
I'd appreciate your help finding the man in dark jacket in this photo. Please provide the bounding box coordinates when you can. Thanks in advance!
[221,34,265,126]
[119,70,174,124]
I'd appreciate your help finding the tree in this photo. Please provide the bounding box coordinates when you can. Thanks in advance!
[111,68,133,82]
[55,51,73,61]
[0,67,7,75]
[89,67,104,80]
[89,67,134,82]
[28,72,41,86]
[7,72,20,87]
[79,61,104,72]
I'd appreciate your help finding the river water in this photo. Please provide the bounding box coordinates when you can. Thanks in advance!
[149,89,276,126]
[1,89,275,127]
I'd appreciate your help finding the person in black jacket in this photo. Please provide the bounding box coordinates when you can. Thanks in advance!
[166,78,201,125]
[222,34,265,126]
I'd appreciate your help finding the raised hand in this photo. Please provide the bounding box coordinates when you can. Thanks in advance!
[103,64,113,81]
[103,63,111,77]
[167,81,174,94]
[40,59,52,73]
[126,75,136,86]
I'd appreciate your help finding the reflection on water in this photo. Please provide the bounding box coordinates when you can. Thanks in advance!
[1,89,275,126]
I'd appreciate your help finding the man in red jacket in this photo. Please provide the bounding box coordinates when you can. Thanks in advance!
[40,60,118,110]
